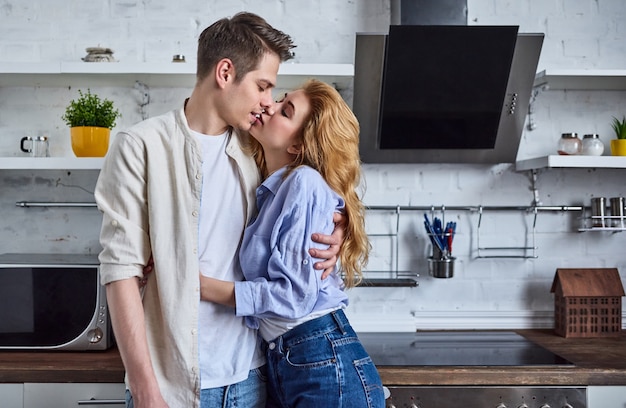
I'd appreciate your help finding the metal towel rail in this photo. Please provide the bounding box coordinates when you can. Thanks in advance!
[366,204,584,260]
[16,201,97,207]
[362,206,419,287]
[476,205,538,259]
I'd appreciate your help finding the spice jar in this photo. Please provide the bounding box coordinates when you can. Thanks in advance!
[557,133,582,155]
[581,134,604,156]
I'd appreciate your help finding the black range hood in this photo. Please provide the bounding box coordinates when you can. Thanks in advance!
[354,25,544,163]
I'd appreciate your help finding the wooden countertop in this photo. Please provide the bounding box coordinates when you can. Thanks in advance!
[0,329,624,385]
[0,346,123,383]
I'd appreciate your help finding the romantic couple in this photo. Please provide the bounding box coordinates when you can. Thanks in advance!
[95,11,384,408]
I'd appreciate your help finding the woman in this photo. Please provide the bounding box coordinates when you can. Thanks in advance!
[200,79,384,408]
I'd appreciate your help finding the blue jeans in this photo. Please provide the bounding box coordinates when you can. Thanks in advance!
[264,309,385,408]
[125,367,267,408]
[200,367,267,408]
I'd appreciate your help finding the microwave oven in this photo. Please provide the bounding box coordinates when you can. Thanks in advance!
[0,253,112,351]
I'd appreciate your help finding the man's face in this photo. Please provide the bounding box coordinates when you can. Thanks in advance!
[225,52,280,132]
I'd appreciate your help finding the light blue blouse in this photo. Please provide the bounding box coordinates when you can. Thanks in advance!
[235,166,348,330]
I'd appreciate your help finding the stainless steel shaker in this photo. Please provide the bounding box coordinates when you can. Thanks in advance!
[610,197,625,228]
[590,197,607,227]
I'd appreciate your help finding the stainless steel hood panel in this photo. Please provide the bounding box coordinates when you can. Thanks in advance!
[354,30,544,164]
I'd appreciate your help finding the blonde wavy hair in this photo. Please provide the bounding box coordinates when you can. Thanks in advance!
[246,79,369,288]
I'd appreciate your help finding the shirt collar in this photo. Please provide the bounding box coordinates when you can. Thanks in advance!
[260,166,288,195]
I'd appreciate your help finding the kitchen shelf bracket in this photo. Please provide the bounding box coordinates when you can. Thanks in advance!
[529,169,541,207]
[134,80,151,121]
[526,83,549,131]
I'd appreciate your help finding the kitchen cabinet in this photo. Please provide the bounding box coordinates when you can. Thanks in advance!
[23,383,124,408]
[587,385,626,408]
[0,384,24,408]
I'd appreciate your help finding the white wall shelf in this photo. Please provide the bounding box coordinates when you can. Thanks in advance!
[6,155,626,172]
[0,157,104,170]
[0,62,353,170]
[521,70,626,171]
[516,155,626,171]
[534,69,626,90]
[0,62,354,89]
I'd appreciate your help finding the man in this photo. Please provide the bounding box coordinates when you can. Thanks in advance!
[95,12,342,408]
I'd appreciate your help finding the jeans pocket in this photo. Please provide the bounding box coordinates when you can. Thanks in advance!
[253,364,269,382]
[284,334,336,368]
[354,356,385,408]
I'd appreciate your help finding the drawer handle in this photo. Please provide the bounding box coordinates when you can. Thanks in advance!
[77,399,125,405]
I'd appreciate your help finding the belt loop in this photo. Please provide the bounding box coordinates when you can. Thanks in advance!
[277,335,284,353]
[331,310,347,335]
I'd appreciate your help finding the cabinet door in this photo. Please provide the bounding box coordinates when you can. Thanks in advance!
[0,383,24,408]
[587,386,626,408]
[23,383,125,408]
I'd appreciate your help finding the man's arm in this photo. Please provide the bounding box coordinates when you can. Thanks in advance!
[309,212,345,276]
[106,279,169,408]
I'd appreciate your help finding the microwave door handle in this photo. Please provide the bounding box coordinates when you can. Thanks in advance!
[77,398,125,405]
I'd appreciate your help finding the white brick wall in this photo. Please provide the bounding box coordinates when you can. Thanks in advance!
[1,0,625,331]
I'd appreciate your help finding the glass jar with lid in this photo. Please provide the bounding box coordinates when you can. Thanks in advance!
[581,133,605,156]
[557,133,582,155]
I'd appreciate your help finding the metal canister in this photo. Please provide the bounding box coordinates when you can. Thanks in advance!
[590,197,607,227]
[557,133,582,155]
[610,197,625,228]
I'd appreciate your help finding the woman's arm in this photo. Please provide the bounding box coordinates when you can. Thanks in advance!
[200,275,236,307]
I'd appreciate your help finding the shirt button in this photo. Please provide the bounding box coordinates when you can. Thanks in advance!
[192,210,198,217]
[196,173,201,180]
[303,259,309,265]
[111,220,118,227]
[191,328,197,335]
[268,342,276,350]
[258,190,264,195]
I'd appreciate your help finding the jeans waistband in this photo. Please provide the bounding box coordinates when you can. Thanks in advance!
[276,309,350,346]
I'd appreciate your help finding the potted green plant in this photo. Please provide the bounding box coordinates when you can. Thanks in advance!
[62,89,121,157]
[610,115,626,156]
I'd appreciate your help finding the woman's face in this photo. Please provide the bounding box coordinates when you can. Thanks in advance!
[249,89,311,158]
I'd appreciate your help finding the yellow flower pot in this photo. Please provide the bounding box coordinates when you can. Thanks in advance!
[71,126,110,157]
[610,139,626,156]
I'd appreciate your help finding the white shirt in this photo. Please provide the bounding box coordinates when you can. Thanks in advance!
[96,104,261,407]
[195,129,264,388]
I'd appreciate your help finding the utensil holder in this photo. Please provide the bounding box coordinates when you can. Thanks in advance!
[428,245,456,279]
[428,255,455,278]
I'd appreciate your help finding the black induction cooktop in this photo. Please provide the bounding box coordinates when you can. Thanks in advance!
[358,331,574,366]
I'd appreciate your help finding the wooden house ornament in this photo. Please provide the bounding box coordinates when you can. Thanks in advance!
[551,268,624,338]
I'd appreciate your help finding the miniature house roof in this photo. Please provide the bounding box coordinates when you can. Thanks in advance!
[551,268,625,297]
